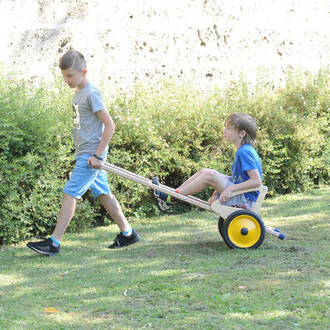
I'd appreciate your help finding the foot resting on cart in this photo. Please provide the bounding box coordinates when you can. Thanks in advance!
[152,177,177,210]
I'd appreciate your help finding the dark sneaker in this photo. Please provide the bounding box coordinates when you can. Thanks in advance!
[27,238,60,256]
[108,228,141,249]
[152,177,176,211]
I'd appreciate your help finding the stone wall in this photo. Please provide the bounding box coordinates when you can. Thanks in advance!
[0,0,328,89]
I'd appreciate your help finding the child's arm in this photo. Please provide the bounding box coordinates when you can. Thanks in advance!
[88,109,115,169]
[219,169,261,203]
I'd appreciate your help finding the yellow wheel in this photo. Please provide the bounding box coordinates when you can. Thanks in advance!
[223,210,265,249]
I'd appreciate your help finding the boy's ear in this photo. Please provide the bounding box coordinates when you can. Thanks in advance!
[82,69,87,76]
[240,130,246,138]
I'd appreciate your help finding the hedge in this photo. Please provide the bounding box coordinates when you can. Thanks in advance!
[0,68,329,245]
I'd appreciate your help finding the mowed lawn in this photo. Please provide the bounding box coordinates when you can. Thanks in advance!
[0,187,329,329]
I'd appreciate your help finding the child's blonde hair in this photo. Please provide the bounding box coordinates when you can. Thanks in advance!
[59,50,86,72]
[225,112,257,147]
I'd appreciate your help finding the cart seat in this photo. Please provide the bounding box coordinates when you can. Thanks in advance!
[210,186,268,220]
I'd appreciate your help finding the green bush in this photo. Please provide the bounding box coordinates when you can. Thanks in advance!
[0,73,100,245]
[106,69,329,212]
[0,68,329,245]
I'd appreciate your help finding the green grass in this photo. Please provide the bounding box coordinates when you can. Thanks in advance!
[1,187,329,329]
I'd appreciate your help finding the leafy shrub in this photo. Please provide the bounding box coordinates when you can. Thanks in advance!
[0,73,99,245]
[106,69,329,215]
[0,68,329,245]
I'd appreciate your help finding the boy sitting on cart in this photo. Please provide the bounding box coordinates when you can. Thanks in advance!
[154,112,262,211]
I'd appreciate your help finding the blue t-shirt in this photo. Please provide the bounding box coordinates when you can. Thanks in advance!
[230,144,262,202]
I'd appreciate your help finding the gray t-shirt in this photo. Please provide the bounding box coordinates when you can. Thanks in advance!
[72,82,107,155]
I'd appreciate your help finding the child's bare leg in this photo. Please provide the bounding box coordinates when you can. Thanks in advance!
[103,193,141,249]
[51,193,76,241]
[153,169,228,206]
[98,193,131,232]
[177,170,205,190]
[178,169,228,196]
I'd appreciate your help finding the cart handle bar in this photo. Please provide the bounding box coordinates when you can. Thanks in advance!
[102,162,211,211]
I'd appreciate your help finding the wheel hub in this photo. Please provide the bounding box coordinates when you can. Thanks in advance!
[241,227,248,235]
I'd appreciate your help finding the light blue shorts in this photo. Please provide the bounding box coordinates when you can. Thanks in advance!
[216,179,254,210]
[63,152,110,199]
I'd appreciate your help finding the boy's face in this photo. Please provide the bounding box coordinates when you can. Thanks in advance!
[223,123,245,144]
[61,68,87,89]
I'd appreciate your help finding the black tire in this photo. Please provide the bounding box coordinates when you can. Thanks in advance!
[218,217,225,238]
[222,210,265,249]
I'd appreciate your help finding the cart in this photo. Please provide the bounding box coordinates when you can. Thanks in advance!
[102,162,285,249]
